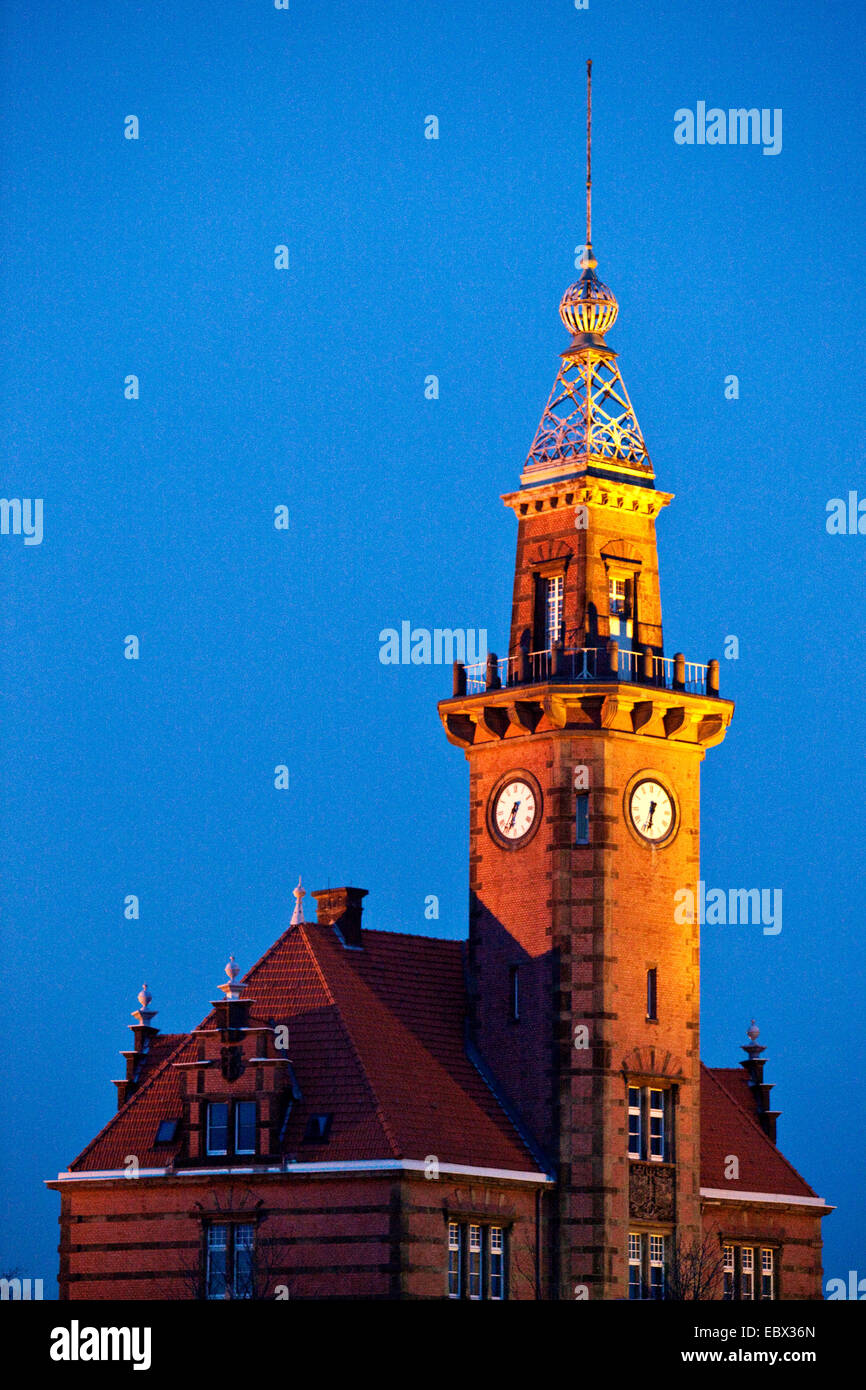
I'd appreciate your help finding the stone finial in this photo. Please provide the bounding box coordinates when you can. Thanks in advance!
[290,876,306,927]
[218,954,243,1000]
[747,1019,760,1045]
[131,983,156,1028]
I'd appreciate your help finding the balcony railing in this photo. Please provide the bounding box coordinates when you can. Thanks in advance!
[458,642,719,698]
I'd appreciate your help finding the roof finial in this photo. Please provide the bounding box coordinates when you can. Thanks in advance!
[131,983,156,1028]
[586,58,592,251]
[218,954,243,1000]
[290,875,306,927]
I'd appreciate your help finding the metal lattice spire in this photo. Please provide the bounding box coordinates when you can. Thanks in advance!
[524,61,651,483]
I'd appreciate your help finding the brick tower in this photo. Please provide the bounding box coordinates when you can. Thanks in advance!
[438,64,734,1300]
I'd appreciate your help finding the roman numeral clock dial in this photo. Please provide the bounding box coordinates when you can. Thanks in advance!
[488,773,542,849]
[628,777,676,845]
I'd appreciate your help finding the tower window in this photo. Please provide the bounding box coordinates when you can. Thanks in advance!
[575,792,589,844]
[646,968,658,1020]
[508,965,520,1021]
[628,1231,667,1300]
[627,1085,672,1162]
[608,576,629,616]
[542,574,564,648]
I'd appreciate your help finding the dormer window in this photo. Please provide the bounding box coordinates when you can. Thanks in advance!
[206,1100,256,1158]
[303,1113,332,1144]
[235,1101,256,1155]
[206,1103,229,1157]
[154,1119,179,1145]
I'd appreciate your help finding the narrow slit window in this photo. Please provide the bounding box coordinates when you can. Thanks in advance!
[646,967,658,1020]
[575,792,589,845]
[508,965,520,1022]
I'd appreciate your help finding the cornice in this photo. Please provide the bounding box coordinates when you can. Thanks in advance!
[438,682,733,751]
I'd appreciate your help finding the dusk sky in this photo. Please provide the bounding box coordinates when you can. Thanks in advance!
[2,0,863,1294]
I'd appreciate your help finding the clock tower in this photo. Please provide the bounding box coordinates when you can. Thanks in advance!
[438,66,734,1301]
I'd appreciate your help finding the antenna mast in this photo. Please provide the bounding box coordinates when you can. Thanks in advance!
[586,58,592,248]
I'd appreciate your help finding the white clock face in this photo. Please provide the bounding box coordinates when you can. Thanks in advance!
[629,779,675,843]
[493,779,538,843]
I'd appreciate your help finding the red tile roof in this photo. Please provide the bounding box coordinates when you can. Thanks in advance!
[69,924,544,1176]
[65,921,822,1206]
[700,1065,819,1200]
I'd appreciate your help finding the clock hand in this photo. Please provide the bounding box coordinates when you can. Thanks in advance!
[506,800,521,828]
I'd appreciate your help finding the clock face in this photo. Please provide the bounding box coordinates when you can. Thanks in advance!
[491,778,539,845]
[629,778,675,844]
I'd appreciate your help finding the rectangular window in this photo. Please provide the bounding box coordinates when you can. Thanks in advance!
[508,965,519,1022]
[628,1231,667,1300]
[206,1102,229,1156]
[609,576,628,616]
[740,1245,754,1301]
[206,1222,254,1300]
[468,1225,482,1300]
[206,1224,228,1299]
[489,1227,504,1301]
[628,1232,642,1300]
[575,792,589,845]
[628,1086,642,1159]
[724,1245,775,1301]
[646,968,658,1020]
[761,1248,774,1300]
[627,1085,671,1162]
[235,1101,257,1155]
[648,1089,665,1161]
[233,1224,254,1299]
[649,1234,666,1299]
[448,1222,461,1299]
[448,1223,506,1300]
[543,575,564,648]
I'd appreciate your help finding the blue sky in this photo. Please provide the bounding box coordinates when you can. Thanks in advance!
[1,0,863,1294]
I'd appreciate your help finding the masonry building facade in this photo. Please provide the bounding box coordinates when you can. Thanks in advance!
[48,223,831,1301]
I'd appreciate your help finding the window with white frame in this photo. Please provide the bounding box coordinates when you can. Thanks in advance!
[206,1100,256,1157]
[608,576,629,616]
[206,1222,255,1300]
[761,1247,775,1300]
[542,574,564,648]
[627,1231,667,1300]
[448,1221,461,1298]
[722,1244,776,1301]
[489,1227,504,1301]
[447,1222,507,1300]
[627,1085,672,1162]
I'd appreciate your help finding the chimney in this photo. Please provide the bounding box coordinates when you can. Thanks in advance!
[312,887,368,948]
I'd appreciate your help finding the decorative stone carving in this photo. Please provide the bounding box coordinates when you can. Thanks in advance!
[630,1161,676,1221]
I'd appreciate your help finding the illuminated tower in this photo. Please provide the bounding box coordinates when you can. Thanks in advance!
[439,63,734,1299]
